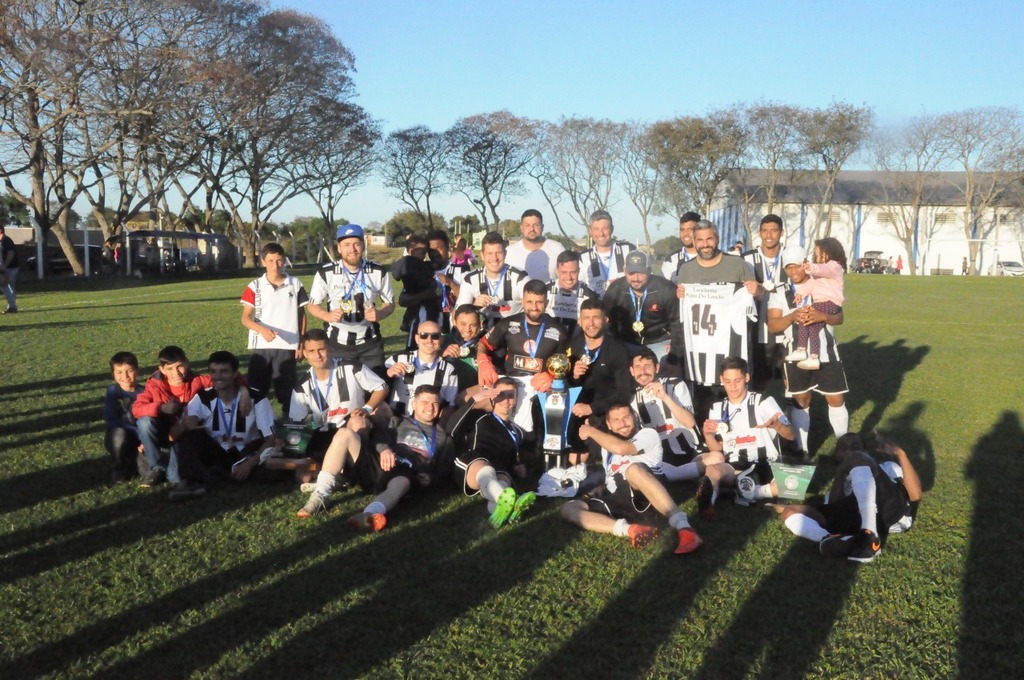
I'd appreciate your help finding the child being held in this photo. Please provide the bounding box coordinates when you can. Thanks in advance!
[105,351,145,482]
[392,233,441,338]
[786,237,846,370]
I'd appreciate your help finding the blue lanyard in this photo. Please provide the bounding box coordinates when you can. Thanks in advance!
[584,342,601,362]
[632,288,648,322]
[722,395,747,423]
[343,265,366,301]
[410,418,437,458]
[413,355,438,372]
[435,274,450,310]
[596,249,612,281]
[764,252,780,283]
[682,249,692,262]
[487,266,507,299]
[215,391,241,440]
[493,414,520,448]
[527,321,546,358]
[311,364,334,412]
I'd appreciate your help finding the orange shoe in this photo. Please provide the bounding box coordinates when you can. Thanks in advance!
[628,524,659,549]
[347,512,387,533]
[674,527,703,555]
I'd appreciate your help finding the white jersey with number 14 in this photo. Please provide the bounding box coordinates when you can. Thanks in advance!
[680,282,755,386]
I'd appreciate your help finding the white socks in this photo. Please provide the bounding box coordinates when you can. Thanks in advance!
[314,471,336,498]
[668,511,691,530]
[849,466,878,534]
[662,461,700,482]
[612,518,630,537]
[785,514,829,542]
[790,406,811,451]
[828,405,849,438]
[475,465,505,504]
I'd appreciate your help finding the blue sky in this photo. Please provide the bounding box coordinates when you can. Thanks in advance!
[272,0,1024,241]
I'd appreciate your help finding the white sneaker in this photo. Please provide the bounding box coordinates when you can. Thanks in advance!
[734,465,758,506]
[300,482,316,493]
[797,355,821,370]
[785,348,808,362]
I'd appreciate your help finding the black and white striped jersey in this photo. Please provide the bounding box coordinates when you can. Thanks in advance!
[631,379,702,457]
[767,283,842,363]
[384,351,460,415]
[580,240,635,298]
[743,248,789,344]
[680,282,755,386]
[708,391,784,466]
[186,387,276,450]
[289,361,388,428]
[662,247,696,283]
[455,265,531,330]
[545,281,599,336]
[309,260,394,346]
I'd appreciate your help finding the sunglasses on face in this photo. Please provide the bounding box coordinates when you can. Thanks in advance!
[494,390,517,401]
[417,332,442,340]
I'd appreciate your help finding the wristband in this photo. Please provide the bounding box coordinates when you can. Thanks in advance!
[361,405,373,415]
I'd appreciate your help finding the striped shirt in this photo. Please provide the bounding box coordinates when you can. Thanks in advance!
[455,265,531,330]
[289,361,387,428]
[545,281,599,336]
[631,379,702,457]
[708,391,784,466]
[580,240,635,298]
[662,247,696,283]
[743,248,788,344]
[767,283,842,363]
[680,282,755,386]
[309,260,393,346]
[384,351,460,415]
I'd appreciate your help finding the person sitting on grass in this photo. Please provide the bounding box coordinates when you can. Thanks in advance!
[168,351,280,500]
[770,431,922,563]
[448,377,537,528]
[690,356,795,519]
[288,329,391,463]
[345,385,455,531]
[384,320,460,418]
[104,351,145,483]
[132,345,250,488]
[560,403,702,554]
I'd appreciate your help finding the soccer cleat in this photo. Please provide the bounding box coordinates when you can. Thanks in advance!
[508,491,537,523]
[168,480,206,501]
[797,355,821,371]
[346,511,387,533]
[696,476,716,520]
[628,524,659,549]
[674,527,703,555]
[299,482,317,494]
[819,533,855,558]
[785,347,808,362]
[848,529,882,563]
[488,487,517,528]
[296,492,327,518]
[140,467,167,488]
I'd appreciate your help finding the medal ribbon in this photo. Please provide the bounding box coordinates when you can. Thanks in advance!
[584,342,601,363]
[527,321,546,359]
[215,391,241,444]
[493,414,520,449]
[596,250,612,283]
[764,252,780,284]
[632,288,648,324]
[311,362,335,414]
[487,265,507,300]
[409,418,437,459]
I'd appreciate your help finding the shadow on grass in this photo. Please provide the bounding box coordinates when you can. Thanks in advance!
[528,502,768,679]
[1,403,99,437]
[959,410,1024,679]
[840,334,930,437]
[0,371,110,401]
[0,481,290,587]
[0,457,109,516]
[0,396,96,422]
[0,318,126,333]
[879,400,936,494]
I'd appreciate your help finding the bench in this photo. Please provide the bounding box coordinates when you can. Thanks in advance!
[929,268,953,276]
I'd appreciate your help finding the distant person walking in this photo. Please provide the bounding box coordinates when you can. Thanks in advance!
[962,257,969,276]
[0,225,19,313]
[896,255,903,274]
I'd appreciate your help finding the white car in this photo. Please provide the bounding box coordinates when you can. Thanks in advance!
[991,261,1024,276]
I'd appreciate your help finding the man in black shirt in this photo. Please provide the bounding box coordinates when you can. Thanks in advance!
[603,250,680,369]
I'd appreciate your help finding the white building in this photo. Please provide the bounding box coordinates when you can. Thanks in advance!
[709,170,1024,275]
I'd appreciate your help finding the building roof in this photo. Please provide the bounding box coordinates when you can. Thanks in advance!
[725,169,1019,208]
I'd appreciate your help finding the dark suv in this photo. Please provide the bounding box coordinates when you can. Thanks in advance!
[854,250,886,274]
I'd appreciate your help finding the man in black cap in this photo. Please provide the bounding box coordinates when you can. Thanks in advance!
[602,250,680,368]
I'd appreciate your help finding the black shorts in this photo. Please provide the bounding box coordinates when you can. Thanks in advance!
[583,467,661,524]
[808,487,910,540]
[785,360,849,396]
[306,427,380,491]
[453,456,515,496]
[374,459,422,495]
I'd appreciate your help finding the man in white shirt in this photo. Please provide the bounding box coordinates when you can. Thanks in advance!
[505,209,565,280]
[579,210,635,298]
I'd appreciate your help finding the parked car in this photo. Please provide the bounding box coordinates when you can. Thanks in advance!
[990,260,1024,277]
[25,244,107,274]
[853,250,886,274]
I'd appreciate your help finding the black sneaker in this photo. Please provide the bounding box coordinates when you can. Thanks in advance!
[140,467,167,488]
[168,480,207,501]
[848,529,882,563]
[819,533,855,558]
[696,476,716,520]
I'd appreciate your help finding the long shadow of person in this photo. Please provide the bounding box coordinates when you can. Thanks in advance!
[959,410,1024,679]
[840,335,930,436]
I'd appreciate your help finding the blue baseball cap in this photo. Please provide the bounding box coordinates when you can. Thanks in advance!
[336,224,364,241]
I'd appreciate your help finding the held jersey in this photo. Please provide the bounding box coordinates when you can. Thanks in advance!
[580,240,635,298]
[545,281,599,336]
[241,274,309,350]
[481,313,568,376]
[708,391,784,466]
[767,283,842,363]
[384,351,460,415]
[743,248,788,344]
[631,380,702,457]
[187,388,275,450]
[455,265,530,329]
[680,282,755,386]
[309,260,394,345]
[289,361,387,428]
[602,426,663,493]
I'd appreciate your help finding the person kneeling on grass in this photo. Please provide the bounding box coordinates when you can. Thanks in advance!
[169,351,281,500]
[449,377,537,528]
[561,403,702,554]
[345,384,455,532]
[771,431,922,563]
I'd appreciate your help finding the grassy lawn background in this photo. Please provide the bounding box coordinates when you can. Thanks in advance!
[1,271,1022,679]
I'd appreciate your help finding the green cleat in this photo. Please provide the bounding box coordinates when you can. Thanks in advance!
[508,491,537,523]
[489,487,517,528]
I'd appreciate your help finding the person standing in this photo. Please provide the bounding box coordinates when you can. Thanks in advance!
[455,231,530,330]
[545,250,599,336]
[579,210,635,298]
[661,212,701,284]
[0,225,19,314]
[307,225,395,371]
[603,251,680,365]
[742,215,788,390]
[505,209,565,280]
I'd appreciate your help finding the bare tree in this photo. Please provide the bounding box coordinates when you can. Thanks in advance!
[617,121,661,251]
[525,121,572,239]
[542,117,623,230]
[936,106,1023,274]
[743,101,806,214]
[378,125,452,229]
[870,113,948,275]
[648,108,747,216]
[445,110,536,228]
[797,101,874,239]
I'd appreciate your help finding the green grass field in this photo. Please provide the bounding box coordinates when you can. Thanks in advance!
[1,271,1022,679]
